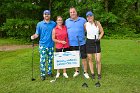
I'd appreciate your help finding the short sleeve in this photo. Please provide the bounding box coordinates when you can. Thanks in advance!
[65,18,70,26]
[83,18,87,24]
[53,22,56,28]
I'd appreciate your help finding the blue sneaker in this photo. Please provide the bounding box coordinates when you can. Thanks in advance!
[41,76,46,81]
[48,74,54,77]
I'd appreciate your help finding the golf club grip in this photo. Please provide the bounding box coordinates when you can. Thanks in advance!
[95,35,96,40]
[62,37,66,52]
[32,40,34,47]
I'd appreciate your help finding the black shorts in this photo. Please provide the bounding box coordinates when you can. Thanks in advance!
[56,47,70,52]
[70,44,87,59]
[86,39,101,53]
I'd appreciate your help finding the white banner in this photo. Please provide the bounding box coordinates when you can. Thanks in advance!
[54,51,80,69]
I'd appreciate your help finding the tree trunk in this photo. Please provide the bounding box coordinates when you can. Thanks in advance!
[49,0,51,11]
[104,0,108,12]
[137,0,139,14]
[104,0,108,28]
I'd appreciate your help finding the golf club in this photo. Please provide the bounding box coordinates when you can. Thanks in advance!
[50,38,66,83]
[31,40,36,81]
[50,78,56,83]
[77,36,88,88]
[94,35,101,87]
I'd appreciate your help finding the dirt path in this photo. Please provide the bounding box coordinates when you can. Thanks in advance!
[0,45,35,51]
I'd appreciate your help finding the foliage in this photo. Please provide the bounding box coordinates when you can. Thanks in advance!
[0,0,41,19]
[0,0,139,39]
[0,19,38,41]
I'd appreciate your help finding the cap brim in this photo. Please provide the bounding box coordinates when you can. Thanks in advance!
[86,14,93,16]
[44,13,50,15]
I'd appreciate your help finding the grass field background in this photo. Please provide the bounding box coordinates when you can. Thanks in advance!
[0,39,140,93]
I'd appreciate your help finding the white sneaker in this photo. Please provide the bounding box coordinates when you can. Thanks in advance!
[63,73,68,78]
[73,72,79,77]
[56,73,60,78]
[84,73,90,79]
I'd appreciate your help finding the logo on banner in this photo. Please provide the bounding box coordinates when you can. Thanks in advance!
[54,51,80,69]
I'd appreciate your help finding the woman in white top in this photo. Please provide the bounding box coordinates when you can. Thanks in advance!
[84,11,104,80]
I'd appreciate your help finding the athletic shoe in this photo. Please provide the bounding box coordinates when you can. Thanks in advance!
[56,73,60,78]
[41,76,46,81]
[48,74,53,77]
[84,73,90,79]
[63,73,68,78]
[98,74,101,80]
[91,74,95,79]
[73,71,80,77]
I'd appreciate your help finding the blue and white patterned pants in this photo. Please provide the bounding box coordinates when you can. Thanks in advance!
[39,46,54,77]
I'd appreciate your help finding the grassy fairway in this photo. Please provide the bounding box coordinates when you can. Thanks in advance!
[0,39,140,93]
[0,38,30,45]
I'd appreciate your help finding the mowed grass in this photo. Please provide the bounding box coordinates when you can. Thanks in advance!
[0,39,140,93]
[0,38,29,45]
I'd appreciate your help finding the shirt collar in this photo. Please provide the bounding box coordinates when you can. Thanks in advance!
[70,17,80,22]
[43,20,51,24]
[55,25,64,29]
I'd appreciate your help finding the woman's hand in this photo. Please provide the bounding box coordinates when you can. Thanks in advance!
[60,41,67,44]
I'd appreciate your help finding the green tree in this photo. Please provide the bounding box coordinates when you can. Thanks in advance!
[0,0,139,39]
[0,0,41,38]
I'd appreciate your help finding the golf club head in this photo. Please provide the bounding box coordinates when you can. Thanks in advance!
[50,80,56,83]
[31,78,36,81]
[82,83,88,88]
[95,81,101,87]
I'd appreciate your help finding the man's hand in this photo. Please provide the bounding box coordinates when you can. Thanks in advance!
[31,36,35,40]
[31,34,38,40]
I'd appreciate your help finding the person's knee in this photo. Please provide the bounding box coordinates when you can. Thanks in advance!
[96,60,101,64]
[88,56,92,62]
